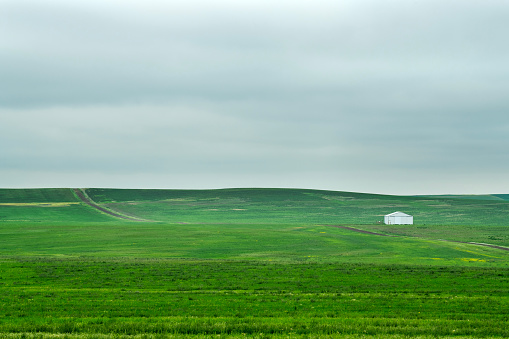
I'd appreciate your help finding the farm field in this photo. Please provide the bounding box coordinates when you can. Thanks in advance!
[1,258,509,338]
[1,188,509,338]
[86,188,509,227]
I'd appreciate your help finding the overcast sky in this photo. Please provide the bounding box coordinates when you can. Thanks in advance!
[1,0,508,195]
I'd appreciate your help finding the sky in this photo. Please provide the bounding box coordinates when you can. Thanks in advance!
[1,0,508,195]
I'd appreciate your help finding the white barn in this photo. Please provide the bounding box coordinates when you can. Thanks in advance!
[384,211,413,225]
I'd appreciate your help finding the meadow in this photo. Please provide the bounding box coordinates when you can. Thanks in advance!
[1,258,509,338]
[86,188,509,227]
[1,188,509,338]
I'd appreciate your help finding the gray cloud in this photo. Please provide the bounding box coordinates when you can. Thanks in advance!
[3,0,509,107]
[1,0,509,194]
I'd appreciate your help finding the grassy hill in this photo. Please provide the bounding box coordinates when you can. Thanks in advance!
[1,187,508,262]
[2,187,509,226]
[0,188,76,203]
[0,188,115,223]
[2,188,509,338]
[89,187,509,250]
[85,187,509,226]
[494,194,509,201]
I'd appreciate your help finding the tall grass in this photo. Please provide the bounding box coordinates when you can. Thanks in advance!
[2,188,509,337]
[1,258,508,337]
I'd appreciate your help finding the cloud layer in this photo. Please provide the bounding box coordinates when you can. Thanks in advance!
[1,0,509,194]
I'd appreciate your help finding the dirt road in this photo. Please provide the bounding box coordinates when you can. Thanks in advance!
[324,225,397,237]
[73,188,147,222]
[323,224,509,252]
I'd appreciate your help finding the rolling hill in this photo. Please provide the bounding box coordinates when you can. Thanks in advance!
[85,187,509,226]
[2,188,509,338]
[1,187,508,263]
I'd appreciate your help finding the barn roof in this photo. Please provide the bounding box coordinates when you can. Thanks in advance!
[385,211,412,217]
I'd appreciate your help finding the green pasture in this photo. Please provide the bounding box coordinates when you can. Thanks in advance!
[1,222,508,265]
[85,188,509,226]
[1,258,508,337]
[2,187,509,227]
[0,188,77,204]
[362,223,509,248]
[1,188,509,337]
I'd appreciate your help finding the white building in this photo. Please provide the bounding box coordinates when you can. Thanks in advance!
[384,211,413,225]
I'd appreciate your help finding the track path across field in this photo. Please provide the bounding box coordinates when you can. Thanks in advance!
[323,224,509,252]
[72,188,149,222]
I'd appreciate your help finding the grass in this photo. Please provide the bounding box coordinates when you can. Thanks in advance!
[1,187,509,337]
[3,187,509,227]
[1,222,508,265]
[1,258,508,337]
[359,223,509,247]
[0,189,77,203]
[86,188,509,226]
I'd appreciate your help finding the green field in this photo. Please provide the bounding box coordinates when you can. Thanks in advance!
[86,188,509,227]
[1,188,509,338]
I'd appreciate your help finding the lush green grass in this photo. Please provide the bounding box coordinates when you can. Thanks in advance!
[1,258,508,337]
[87,188,509,226]
[418,194,508,201]
[0,189,77,203]
[2,188,509,227]
[0,189,113,223]
[360,223,509,248]
[494,194,509,201]
[420,194,509,202]
[1,187,509,266]
[0,204,114,223]
[2,188,509,337]
[1,222,508,265]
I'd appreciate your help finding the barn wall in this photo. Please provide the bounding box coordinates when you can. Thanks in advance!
[384,215,413,225]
